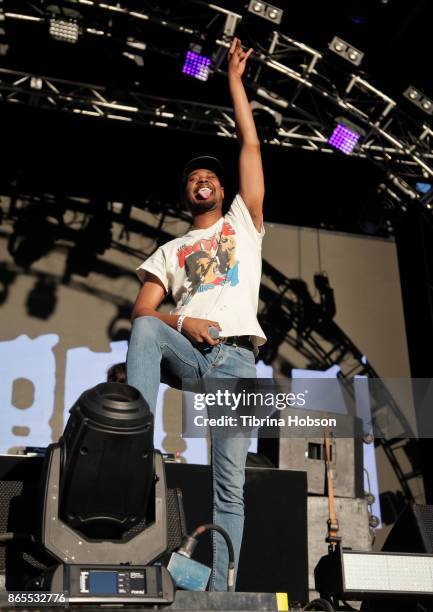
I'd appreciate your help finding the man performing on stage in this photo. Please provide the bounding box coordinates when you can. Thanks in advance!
[126,37,266,591]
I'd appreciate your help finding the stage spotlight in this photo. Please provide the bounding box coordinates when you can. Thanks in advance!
[405,86,420,101]
[250,1,265,13]
[47,5,80,43]
[248,0,283,24]
[329,36,364,66]
[30,77,43,90]
[403,86,433,115]
[49,17,79,43]
[182,46,211,82]
[58,383,154,539]
[328,119,363,155]
[422,99,432,112]
[37,383,174,604]
[267,8,280,21]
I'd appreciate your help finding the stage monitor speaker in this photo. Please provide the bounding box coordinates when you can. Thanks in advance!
[0,455,46,589]
[258,418,364,498]
[165,463,308,605]
[383,503,433,554]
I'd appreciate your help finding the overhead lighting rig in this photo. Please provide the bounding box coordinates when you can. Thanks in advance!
[2,0,433,210]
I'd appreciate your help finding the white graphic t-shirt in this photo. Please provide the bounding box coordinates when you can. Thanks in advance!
[136,194,267,350]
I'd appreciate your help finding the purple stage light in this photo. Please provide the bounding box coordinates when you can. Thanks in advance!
[328,123,361,155]
[182,50,211,82]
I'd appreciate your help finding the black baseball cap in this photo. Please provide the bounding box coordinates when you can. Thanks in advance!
[181,156,224,185]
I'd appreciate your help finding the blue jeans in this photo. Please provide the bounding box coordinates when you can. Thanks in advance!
[126,316,256,591]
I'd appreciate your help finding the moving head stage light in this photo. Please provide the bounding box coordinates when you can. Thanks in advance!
[34,383,174,605]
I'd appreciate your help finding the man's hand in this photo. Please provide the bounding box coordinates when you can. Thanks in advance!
[182,317,222,346]
[227,37,253,79]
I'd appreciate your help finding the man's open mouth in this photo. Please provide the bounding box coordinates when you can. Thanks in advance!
[195,186,213,200]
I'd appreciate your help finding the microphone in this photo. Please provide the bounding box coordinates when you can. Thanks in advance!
[208,326,220,340]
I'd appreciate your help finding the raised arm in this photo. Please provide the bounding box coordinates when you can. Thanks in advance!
[228,37,264,231]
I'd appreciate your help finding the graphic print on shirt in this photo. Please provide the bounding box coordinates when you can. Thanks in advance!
[176,221,239,305]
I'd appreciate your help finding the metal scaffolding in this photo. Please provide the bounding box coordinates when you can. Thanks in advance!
[2,0,433,206]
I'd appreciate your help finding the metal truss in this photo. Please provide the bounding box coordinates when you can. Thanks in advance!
[0,68,431,179]
[2,5,432,258]
[2,0,433,206]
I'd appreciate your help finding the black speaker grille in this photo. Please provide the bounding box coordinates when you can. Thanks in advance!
[0,481,24,570]
[384,503,433,554]
[166,488,187,552]
[414,504,433,553]
[119,487,186,553]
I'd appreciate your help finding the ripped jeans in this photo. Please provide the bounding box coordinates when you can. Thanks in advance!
[126,316,256,591]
